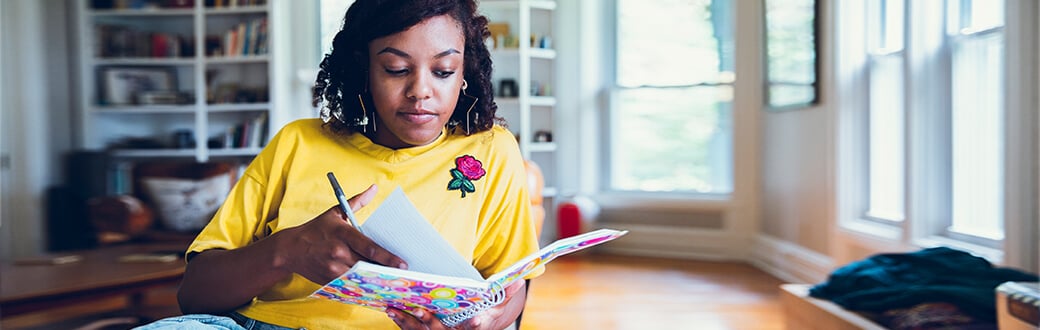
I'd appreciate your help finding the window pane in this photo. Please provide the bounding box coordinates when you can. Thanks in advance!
[867,0,904,53]
[612,0,733,193]
[764,0,816,106]
[950,31,1004,240]
[320,0,354,55]
[617,0,727,86]
[867,55,905,221]
[611,87,732,193]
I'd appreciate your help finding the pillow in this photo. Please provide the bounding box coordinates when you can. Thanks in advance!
[141,172,231,232]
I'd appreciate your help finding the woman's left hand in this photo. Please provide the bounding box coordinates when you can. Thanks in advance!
[387,280,527,330]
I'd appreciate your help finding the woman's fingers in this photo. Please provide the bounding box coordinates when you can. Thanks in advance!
[347,184,378,215]
[388,308,453,330]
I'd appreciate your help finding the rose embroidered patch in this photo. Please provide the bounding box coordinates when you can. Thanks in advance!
[447,155,486,198]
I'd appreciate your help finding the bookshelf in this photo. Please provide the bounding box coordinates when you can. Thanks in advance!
[479,0,558,198]
[74,0,274,168]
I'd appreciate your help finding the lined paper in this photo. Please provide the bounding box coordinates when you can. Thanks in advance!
[360,187,484,280]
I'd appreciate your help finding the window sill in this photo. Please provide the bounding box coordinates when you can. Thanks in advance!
[913,236,1005,265]
[591,191,731,212]
[839,218,903,241]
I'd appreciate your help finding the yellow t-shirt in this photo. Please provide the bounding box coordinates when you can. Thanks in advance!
[188,118,544,329]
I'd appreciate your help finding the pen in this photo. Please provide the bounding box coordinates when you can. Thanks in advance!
[327,172,364,234]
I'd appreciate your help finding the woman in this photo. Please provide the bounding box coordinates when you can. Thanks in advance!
[141,0,542,329]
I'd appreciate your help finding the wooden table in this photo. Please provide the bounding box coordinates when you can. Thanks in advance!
[0,243,187,318]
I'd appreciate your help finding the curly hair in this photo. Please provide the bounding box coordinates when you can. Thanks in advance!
[313,0,502,136]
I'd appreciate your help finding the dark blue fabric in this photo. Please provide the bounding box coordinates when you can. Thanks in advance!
[808,247,1038,321]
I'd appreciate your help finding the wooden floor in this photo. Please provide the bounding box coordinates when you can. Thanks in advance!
[3,253,786,330]
[521,253,786,330]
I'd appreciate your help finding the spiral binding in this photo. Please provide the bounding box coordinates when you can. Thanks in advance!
[440,282,506,327]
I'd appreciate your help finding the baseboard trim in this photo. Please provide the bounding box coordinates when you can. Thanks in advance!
[749,234,834,284]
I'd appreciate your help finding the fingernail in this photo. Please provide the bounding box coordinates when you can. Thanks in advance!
[387,311,396,319]
[398,262,408,269]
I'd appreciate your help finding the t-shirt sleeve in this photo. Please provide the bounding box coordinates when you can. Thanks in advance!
[186,172,268,258]
[471,128,546,280]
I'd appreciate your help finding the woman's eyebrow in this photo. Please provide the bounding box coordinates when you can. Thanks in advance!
[376,47,461,59]
[433,48,462,59]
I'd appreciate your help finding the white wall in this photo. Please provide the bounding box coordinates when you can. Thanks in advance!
[743,0,838,283]
[0,0,75,260]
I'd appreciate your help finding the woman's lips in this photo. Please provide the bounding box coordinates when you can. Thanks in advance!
[397,110,438,124]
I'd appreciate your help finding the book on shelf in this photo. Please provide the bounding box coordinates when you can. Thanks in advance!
[223,113,267,149]
[94,24,192,58]
[309,187,627,327]
[215,17,267,57]
[206,0,267,8]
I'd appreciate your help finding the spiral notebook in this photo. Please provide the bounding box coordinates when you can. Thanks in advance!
[306,188,626,327]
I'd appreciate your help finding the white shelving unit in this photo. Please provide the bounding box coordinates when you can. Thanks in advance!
[75,0,275,163]
[479,0,558,198]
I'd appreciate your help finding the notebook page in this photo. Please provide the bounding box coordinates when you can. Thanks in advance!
[360,187,484,280]
[487,228,628,286]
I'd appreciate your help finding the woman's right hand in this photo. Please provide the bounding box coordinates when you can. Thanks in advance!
[271,184,407,285]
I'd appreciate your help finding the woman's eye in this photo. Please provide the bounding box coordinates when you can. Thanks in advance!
[385,68,408,75]
[434,71,456,78]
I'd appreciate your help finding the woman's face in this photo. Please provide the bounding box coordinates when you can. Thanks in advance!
[367,14,465,149]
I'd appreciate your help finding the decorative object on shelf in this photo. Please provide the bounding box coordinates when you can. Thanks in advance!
[99,66,176,105]
[503,34,518,48]
[499,78,518,97]
[108,137,165,150]
[168,0,194,8]
[172,129,195,149]
[538,35,552,49]
[94,25,191,58]
[534,130,552,143]
[138,91,187,105]
[488,22,510,49]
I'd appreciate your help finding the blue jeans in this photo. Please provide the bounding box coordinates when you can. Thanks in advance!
[134,313,302,330]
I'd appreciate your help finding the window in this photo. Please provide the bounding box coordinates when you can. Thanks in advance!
[865,0,906,223]
[848,0,1009,249]
[319,0,353,57]
[764,0,819,109]
[609,0,734,194]
[946,0,1005,241]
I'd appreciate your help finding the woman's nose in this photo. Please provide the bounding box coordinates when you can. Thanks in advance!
[406,74,433,100]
